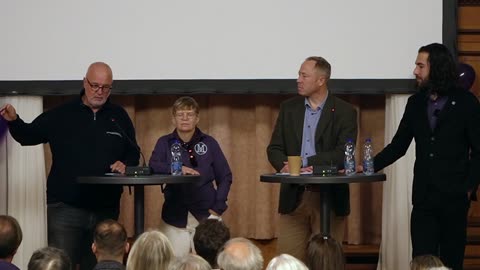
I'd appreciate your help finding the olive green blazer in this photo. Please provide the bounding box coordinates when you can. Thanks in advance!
[267,94,358,215]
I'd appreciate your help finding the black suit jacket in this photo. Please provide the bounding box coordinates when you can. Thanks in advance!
[374,89,480,205]
[267,95,358,215]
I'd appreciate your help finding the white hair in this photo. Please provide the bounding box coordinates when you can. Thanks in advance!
[266,254,308,270]
[169,254,212,270]
[217,238,263,270]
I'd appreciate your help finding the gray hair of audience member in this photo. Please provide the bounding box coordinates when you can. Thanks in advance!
[126,230,174,270]
[0,215,23,259]
[217,237,263,270]
[410,255,445,270]
[169,254,212,270]
[93,219,128,257]
[265,254,308,270]
[306,235,345,270]
[193,219,230,268]
[28,247,71,270]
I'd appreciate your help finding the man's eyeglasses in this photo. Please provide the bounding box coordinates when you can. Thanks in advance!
[174,112,197,119]
[85,78,112,93]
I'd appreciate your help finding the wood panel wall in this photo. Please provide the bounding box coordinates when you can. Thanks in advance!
[458,2,480,222]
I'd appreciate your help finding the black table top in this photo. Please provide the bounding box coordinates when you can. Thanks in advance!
[77,174,200,185]
[260,173,386,184]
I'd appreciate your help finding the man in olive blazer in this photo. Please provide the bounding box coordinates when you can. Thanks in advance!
[267,56,357,261]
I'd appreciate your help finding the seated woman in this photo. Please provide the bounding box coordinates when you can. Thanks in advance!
[126,230,174,270]
[306,234,345,270]
[149,96,233,257]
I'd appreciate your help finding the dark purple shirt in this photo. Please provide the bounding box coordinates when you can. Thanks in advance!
[427,95,448,130]
[149,128,232,228]
[0,261,20,270]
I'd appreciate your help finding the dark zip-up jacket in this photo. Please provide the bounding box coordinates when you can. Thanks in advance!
[8,92,139,209]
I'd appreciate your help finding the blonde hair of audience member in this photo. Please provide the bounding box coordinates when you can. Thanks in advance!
[169,254,212,270]
[410,255,445,270]
[126,230,174,270]
[28,247,71,270]
[217,238,263,270]
[306,235,345,270]
[266,254,308,270]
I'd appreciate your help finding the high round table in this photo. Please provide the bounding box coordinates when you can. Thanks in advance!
[77,174,199,236]
[260,173,386,238]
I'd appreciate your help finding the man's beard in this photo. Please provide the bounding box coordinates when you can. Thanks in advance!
[416,78,432,94]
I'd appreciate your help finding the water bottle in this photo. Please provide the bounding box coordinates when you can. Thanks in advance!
[171,140,183,175]
[363,138,374,175]
[344,139,356,176]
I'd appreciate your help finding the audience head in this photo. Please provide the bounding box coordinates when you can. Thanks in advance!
[92,219,129,261]
[193,219,230,268]
[0,215,23,261]
[126,230,174,270]
[28,247,71,270]
[169,254,212,270]
[410,255,445,270]
[415,43,457,96]
[306,235,345,270]
[265,254,308,270]
[217,237,263,270]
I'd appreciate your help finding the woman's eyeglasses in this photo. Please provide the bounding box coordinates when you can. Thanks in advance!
[174,112,197,119]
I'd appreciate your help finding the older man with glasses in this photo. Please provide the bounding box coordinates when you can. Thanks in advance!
[0,62,140,270]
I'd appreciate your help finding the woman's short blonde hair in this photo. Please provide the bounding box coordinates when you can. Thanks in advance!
[172,96,200,116]
[126,230,174,270]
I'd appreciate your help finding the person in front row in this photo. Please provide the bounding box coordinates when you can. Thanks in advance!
[92,219,129,270]
[28,247,72,270]
[149,96,233,257]
[0,215,23,270]
[216,238,263,270]
[0,62,140,270]
[267,56,357,261]
[370,43,480,270]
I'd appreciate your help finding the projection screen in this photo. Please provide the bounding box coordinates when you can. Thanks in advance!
[0,0,450,95]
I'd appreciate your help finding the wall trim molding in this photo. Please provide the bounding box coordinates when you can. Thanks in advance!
[0,79,417,96]
[459,0,480,6]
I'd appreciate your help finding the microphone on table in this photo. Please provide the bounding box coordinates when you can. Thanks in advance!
[111,118,151,176]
